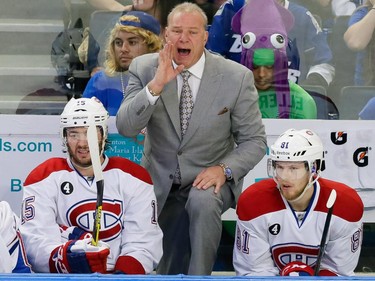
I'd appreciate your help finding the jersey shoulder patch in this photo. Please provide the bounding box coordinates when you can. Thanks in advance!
[24,157,71,186]
[315,178,364,222]
[237,178,285,221]
[105,156,152,185]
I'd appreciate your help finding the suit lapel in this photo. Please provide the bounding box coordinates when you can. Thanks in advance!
[158,51,223,144]
[160,79,182,139]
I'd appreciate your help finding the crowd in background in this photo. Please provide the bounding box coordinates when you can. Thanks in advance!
[55,0,375,120]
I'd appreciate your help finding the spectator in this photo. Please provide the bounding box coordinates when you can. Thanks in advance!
[232,0,317,118]
[116,2,267,275]
[331,0,360,16]
[83,12,163,115]
[85,0,159,14]
[292,0,362,28]
[0,201,32,273]
[194,0,217,24]
[359,97,375,119]
[344,0,375,86]
[233,128,364,276]
[207,0,335,89]
[290,0,332,29]
[83,0,160,74]
[20,97,163,273]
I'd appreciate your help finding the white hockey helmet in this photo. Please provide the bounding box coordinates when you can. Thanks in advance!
[60,97,109,151]
[269,128,325,174]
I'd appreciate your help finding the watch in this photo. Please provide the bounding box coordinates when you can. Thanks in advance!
[219,163,233,181]
[147,84,160,97]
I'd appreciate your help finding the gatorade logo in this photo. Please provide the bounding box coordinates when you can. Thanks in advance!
[353,147,369,167]
[330,131,347,145]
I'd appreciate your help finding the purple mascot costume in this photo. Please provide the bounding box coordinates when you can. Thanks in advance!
[232,0,294,118]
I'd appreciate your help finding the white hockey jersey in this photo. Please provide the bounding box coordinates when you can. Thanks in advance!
[233,178,363,276]
[0,201,32,273]
[20,156,163,273]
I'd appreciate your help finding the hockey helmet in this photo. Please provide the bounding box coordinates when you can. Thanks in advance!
[269,128,325,175]
[60,97,109,151]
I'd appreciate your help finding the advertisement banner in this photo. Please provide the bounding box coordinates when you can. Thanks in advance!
[0,116,374,222]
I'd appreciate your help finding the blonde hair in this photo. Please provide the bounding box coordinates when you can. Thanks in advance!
[167,2,208,30]
[104,15,163,76]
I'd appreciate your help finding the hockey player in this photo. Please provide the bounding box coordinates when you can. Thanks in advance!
[0,201,32,273]
[20,97,163,274]
[233,128,364,276]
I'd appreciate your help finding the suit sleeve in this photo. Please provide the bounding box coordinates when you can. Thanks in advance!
[115,175,163,274]
[116,56,156,138]
[221,68,267,185]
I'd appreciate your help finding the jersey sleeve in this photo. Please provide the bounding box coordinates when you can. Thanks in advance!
[115,172,163,274]
[0,201,32,273]
[233,217,279,276]
[206,0,243,61]
[233,183,281,276]
[321,216,362,275]
[348,7,367,27]
[20,171,64,272]
[318,180,363,276]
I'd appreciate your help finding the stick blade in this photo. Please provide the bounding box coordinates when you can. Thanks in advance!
[326,189,337,209]
[87,124,103,181]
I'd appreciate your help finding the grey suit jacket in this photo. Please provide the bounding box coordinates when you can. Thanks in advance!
[116,49,267,211]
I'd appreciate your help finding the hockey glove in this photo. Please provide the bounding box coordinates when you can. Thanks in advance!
[49,238,110,273]
[59,225,92,241]
[280,261,314,276]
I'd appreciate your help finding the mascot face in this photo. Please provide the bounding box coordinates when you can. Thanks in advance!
[232,0,294,118]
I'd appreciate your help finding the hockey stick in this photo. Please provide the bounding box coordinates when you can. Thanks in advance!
[314,189,337,276]
[87,124,104,246]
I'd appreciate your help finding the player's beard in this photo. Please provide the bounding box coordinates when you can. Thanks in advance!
[278,176,310,202]
[280,186,305,202]
[68,141,103,169]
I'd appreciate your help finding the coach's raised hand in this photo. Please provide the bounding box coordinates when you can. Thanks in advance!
[147,41,185,96]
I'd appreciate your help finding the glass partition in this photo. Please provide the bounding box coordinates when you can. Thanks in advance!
[1,0,373,118]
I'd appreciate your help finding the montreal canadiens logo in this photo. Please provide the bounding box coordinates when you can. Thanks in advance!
[66,199,123,242]
[272,244,319,270]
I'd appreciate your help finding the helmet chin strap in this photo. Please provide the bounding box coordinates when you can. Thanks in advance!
[278,171,321,204]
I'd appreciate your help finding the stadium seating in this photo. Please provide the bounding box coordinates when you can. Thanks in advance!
[338,86,375,120]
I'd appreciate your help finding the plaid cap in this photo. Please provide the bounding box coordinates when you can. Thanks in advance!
[120,11,161,36]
